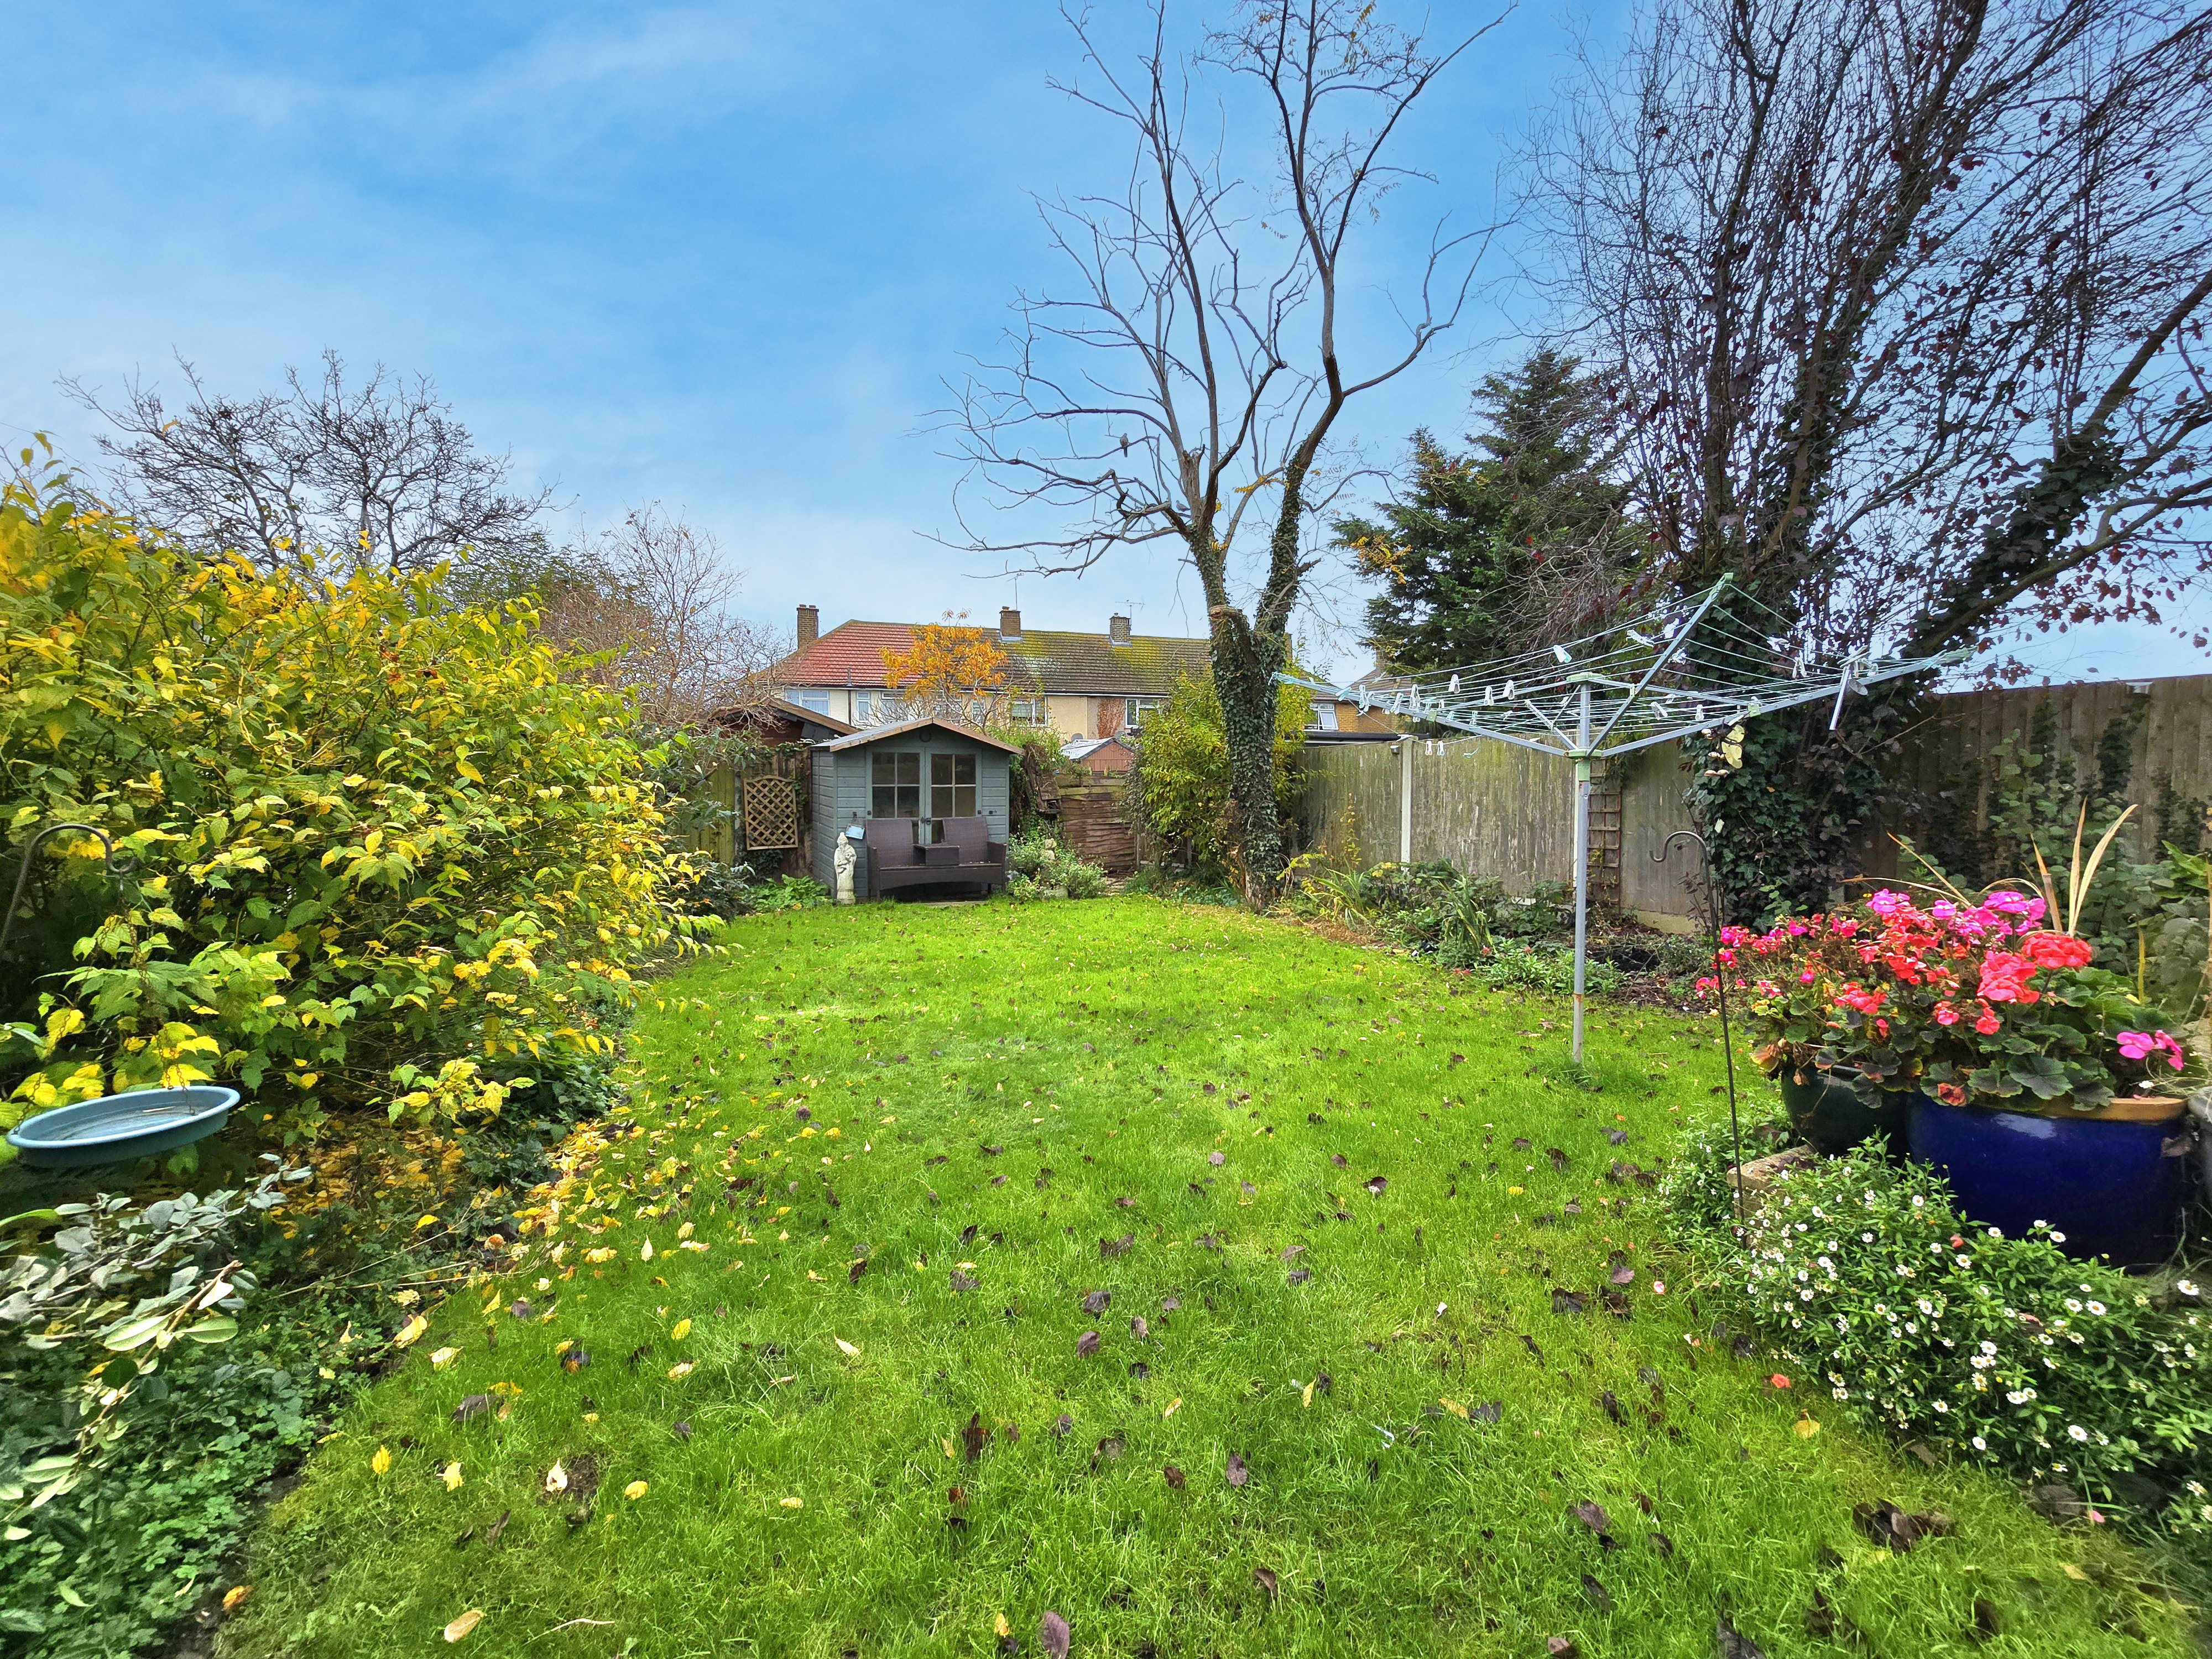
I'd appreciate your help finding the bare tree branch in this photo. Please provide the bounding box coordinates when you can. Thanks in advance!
[67,351,557,579]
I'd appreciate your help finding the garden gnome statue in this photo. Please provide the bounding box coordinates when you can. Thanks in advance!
[833,827,859,905]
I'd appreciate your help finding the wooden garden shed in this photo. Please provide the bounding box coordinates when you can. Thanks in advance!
[810,718,1018,898]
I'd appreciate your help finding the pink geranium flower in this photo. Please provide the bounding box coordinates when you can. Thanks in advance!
[2117,1030,2186,1070]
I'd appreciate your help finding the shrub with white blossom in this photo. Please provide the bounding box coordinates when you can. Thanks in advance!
[1663,1136,2210,1523]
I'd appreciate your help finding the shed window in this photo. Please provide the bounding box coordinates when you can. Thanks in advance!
[930,753,978,819]
[870,751,921,817]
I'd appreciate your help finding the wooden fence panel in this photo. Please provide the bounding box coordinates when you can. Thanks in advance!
[1293,673,2212,923]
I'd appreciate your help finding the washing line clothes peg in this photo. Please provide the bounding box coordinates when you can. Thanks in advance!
[1447,674,1460,695]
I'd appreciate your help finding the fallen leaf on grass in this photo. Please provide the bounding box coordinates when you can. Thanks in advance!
[1793,1416,1820,1438]
[667,1361,694,1379]
[1364,1176,1388,1196]
[1101,1233,1135,1259]
[484,1510,510,1545]
[1439,1399,1469,1420]
[371,1446,393,1476]
[1225,1453,1250,1488]
[950,1271,980,1293]
[1551,1289,1586,1316]
[1571,1500,1613,1535]
[1253,1566,1279,1602]
[222,1585,251,1614]
[780,1496,803,1509]
[1853,1500,1955,1553]
[1164,1463,1186,1489]
[1715,1609,1767,1658]
[1040,1610,1071,1658]
[671,1421,692,1441]
[1051,1413,1073,1436]
[624,1480,649,1501]
[1648,1531,1674,1558]
[963,1412,988,1462]
[1601,1288,1632,1319]
[1546,1641,1578,1658]
[1470,1401,1502,1424]
[849,1259,868,1285]
[1599,1391,1623,1425]
[452,1394,491,1425]
[543,1461,568,1495]
[670,1318,691,1341]
[1971,1597,2002,1641]
[1082,1289,1111,1314]
[1287,1268,1312,1285]
[394,1316,428,1349]
[1581,1574,1611,1613]
[1547,1148,1569,1173]
[441,1462,464,1491]
[1162,1397,1181,1418]
[1608,1251,1635,1286]
[1209,1152,1225,1166]
[1077,1331,1101,1357]
[442,1609,483,1642]
[430,1346,459,1370]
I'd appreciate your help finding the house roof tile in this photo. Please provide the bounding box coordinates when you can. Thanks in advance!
[778,620,1211,698]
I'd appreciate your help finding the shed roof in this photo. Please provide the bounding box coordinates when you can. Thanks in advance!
[778,620,1211,697]
[814,716,1021,755]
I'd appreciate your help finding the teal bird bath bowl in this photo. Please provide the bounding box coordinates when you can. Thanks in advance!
[6,1087,239,1169]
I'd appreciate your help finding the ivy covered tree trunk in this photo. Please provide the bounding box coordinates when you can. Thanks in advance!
[1209,612,1290,898]
[1197,456,1307,902]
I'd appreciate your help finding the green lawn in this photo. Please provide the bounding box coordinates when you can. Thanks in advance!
[222,898,2190,1658]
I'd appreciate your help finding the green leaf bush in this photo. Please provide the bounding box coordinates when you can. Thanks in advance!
[1662,1136,2211,1533]
[0,462,706,1138]
[1007,828,1106,900]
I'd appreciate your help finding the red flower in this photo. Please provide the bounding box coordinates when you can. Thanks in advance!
[1974,1006,2002,1035]
[2020,931,2093,970]
[1936,1083,1966,1105]
[1976,951,2041,1005]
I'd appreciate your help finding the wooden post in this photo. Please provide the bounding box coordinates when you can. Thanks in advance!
[1399,737,1413,864]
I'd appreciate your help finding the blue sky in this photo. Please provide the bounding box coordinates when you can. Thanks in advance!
[4,1,2204,685]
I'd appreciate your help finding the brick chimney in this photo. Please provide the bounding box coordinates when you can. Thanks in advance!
[796,604,818,649]
[1108,613,1131,646]
[999,607,1021,640]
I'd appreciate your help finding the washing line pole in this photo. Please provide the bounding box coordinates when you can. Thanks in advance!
[1571,681,1592,1064]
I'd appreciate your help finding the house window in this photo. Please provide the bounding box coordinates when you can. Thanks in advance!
[870,751,921,817]
[929,752,978,819]
[1124,696,1166,729]
[1312,701,1340,731]
[1008,695,1049,728]
[853,691,883,724]
[796,690,831,715]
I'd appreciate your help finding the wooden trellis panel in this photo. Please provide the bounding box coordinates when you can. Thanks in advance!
[742,775,801,851]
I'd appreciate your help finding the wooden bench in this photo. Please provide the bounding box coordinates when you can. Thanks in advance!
[863,817,1006,898]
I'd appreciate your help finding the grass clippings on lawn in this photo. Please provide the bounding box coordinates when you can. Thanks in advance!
[220,897,2194,1658]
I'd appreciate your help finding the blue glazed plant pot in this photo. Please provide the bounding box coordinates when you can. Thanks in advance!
[1905,1093,2186,1269]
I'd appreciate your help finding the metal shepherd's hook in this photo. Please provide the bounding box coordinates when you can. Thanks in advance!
[0,823,138,968]
[1651,830,1747,1227]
